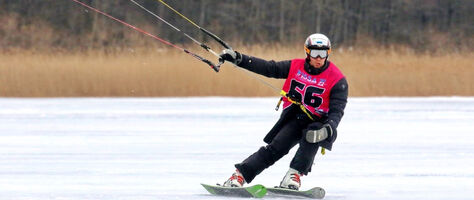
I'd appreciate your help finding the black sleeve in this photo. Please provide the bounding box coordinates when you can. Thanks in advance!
[236,54,291,79]
[327,77,348,128]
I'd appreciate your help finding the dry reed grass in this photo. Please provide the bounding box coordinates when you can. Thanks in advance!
[0,46,472,97]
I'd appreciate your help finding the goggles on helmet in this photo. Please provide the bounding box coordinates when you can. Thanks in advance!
[307,49,328,59]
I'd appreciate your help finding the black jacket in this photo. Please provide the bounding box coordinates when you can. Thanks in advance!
[237,54,348,150]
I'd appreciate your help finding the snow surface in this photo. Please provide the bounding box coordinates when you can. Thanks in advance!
[1,97,473,200]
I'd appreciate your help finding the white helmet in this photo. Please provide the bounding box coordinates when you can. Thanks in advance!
[304,33,331,59]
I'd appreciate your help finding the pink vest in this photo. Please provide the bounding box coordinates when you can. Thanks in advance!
[282,59,344,117]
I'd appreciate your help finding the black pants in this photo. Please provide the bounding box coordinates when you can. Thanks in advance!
[235,118,320,183]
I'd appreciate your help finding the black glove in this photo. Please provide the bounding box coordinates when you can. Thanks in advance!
[219,49,242,65]
[305,122,333,143]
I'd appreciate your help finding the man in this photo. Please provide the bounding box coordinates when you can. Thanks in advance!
[219,33,348,190]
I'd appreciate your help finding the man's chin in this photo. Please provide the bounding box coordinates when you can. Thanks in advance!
[314,64,323,68]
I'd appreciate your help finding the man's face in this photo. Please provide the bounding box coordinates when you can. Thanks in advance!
[309,56,326,68]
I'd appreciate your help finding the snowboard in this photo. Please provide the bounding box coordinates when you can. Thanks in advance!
[201,183,267,198]
[266,186,325,199]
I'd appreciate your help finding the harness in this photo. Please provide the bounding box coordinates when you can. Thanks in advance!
[275,90,326,155]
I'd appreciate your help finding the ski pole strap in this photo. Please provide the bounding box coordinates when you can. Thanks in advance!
[183,49,221,72]
[278,90,315,121]
[200,28,232,50]
[275,97,283,111]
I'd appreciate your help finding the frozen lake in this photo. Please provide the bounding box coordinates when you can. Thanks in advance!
[1,97,473,200]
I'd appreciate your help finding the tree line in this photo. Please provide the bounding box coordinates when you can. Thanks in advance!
[0,0,472,52]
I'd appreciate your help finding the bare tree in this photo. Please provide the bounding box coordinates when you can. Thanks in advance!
[0,0,471,51]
